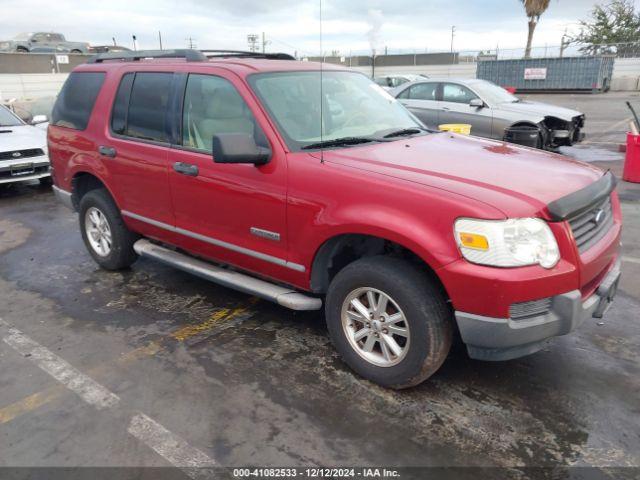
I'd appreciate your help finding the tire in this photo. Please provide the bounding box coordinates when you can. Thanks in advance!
[78,189,139,270]
[16,47,28,53]
[325,256,453,389]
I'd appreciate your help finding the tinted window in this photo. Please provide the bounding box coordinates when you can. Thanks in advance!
[125,73,173,142]
[182,74,262,153]
[409,83,438,100]
[51,72,105,130]
[111,73,134,134]
[442,83,478,104]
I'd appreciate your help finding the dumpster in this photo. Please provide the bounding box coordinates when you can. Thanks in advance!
[623,133,640,183]
[477,56,615,92]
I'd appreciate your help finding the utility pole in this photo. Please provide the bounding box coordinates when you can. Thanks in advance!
[112,37,116,46]
[132,35,137,51]
[158,31,163,50]
[450,26,456,53]
[186,37,196,49]
[261,32,271,53]
[560,28,568,58]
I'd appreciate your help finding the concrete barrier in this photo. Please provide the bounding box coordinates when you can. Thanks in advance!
[0,73,68,101]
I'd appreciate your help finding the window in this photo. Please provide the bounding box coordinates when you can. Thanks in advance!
[442,83,478,104]
[408,83,438,101]
[32,33,47,42]
[124,73,173,142]
[49,34,65,42]
[0,105,24,127]
[51,72,105,130]
[182,74,261,153]
[111,73,134,134]
[389,77,409,88]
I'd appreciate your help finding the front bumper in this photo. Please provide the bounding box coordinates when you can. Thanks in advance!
[0,155,50,185]
[455,258,621,361]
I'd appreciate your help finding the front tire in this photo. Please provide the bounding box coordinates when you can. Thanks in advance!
[78,189,139,270]
[325,256,453,389]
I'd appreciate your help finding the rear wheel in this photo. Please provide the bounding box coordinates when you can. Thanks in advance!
[325,256,453,389]
[78,189,138,270]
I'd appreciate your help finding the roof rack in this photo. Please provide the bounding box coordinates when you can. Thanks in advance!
[200,50,295,60]
[87,49,207,63]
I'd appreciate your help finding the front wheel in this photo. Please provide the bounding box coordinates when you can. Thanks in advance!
[78,189,139,270]
[325,256,453,389]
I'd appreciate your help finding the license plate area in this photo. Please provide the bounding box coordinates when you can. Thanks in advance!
[10,162,35,176]
[593,277,620,318]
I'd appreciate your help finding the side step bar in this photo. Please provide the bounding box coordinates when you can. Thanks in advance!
[133,239,322,311]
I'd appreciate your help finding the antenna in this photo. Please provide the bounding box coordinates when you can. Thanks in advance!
[319,0,324,163]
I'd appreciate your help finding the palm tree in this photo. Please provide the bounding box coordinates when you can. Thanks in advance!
[521,0,551,58]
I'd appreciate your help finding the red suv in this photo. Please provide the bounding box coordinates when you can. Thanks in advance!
[48,50,622,389]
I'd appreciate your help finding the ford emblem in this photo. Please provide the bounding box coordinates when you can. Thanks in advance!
[593,209,605,226]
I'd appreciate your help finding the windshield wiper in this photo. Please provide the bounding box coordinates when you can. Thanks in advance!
[382,127,427,138]
[301,137,375,150]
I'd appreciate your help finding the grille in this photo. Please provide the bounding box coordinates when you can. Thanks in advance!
[0,148,45,161]
[568,195,614,253]
[510,297,553,320]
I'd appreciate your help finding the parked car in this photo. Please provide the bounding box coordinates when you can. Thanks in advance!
[0,32,90,54]
[49,50,621,389]
[0,104,50,185]
[374,74,426,90]
[391,78,586,150]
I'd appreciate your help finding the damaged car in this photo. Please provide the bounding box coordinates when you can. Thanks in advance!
[392,78,585,150]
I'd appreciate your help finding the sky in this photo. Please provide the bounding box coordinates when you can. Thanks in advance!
[2,0,640,56]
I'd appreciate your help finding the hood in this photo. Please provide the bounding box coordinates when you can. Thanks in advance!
[323,132,603,218]
[497,100,583,122]
[0,124,47,152]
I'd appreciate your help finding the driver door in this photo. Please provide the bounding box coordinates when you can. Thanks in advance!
[397,82,441,129]
[438,82,492,137]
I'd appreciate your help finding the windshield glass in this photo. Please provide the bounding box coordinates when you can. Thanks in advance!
[249,71,422,150]
[472,80,520,104]
[0,105,24,127]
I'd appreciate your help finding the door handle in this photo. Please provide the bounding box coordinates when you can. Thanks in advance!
[173,162,199,177]
[98,145,117,158]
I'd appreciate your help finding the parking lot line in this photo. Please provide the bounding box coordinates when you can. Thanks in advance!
[171,305,252,342]
[1,324,120,410]
[128,412,217,474]
[623,256,640,265]
[0,385,65,425]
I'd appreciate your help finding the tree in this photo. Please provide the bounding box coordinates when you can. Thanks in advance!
[573,0,640,56]
[521,0,551,58]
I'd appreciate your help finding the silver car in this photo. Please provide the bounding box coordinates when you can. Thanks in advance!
[391,78,585,149]
[0,32,89,54]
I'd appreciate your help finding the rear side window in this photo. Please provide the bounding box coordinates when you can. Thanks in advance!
[51,72,105,130]
[111,73,134,134]
[408,83,438,101]
[123,73,173,142]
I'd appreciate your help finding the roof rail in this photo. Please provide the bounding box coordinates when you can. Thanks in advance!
[200,50,295,60]
[87,49,207,64]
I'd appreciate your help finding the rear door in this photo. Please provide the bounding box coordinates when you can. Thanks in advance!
[167,71,290,278]
[396,82,440,129]
[105,71,176,229]
[439,82,493,137]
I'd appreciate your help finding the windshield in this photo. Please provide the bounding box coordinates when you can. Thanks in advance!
[0,105,24,127]
[472,80,520,104]
[249,71,423,150]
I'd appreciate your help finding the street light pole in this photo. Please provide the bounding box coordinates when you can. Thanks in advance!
[450,26,456,53]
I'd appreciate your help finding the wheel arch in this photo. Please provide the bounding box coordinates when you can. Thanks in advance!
[70,170,119,210]
[309,232,450,301]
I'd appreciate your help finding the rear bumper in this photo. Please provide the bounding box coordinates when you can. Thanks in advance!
[455,258,621,361]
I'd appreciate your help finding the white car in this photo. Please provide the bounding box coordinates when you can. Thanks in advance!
[0,105,51,185]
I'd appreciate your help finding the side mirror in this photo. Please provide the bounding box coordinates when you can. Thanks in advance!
[469,98,484,108]
[212,133,271,165]
[31,114,48,125]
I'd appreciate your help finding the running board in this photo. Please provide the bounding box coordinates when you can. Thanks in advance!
[133,239,322,311]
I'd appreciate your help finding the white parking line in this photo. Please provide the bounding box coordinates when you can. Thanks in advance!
[0,319,218,473]
[128,413,217,476]
[1,325,120,410]
[623,256,640,265]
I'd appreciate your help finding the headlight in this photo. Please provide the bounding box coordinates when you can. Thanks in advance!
[454,218,560,269]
